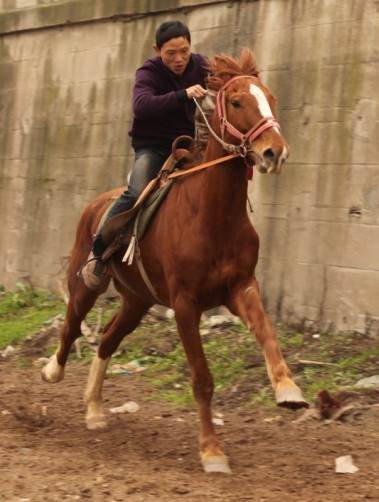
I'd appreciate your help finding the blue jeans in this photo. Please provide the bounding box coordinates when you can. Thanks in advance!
[93,147,170,257]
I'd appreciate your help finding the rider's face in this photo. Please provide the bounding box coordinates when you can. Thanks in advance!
[154,37,191,75]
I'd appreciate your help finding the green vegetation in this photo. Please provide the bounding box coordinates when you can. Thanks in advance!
[0,284,65,348]
[1,284,378,408]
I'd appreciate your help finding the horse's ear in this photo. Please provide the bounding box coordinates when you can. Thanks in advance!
[240,47,259,77]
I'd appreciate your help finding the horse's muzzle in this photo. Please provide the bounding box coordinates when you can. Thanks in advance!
[250,143,289,175]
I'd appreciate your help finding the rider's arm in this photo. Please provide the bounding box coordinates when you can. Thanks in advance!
[132,68,185,119]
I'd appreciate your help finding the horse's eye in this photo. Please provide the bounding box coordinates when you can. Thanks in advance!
[231,100,241,109]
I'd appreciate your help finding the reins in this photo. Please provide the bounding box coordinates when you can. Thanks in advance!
[166,152,240,179]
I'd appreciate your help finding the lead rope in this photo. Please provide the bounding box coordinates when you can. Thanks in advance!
[193,98,246,156]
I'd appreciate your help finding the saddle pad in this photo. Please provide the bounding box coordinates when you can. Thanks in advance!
[125,178,176,244]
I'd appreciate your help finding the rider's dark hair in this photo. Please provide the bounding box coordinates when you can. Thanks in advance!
[155,21,191,49]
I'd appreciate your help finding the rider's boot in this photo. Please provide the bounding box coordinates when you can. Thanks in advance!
[80,253,109,291]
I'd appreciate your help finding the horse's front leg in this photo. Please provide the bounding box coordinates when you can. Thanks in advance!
[229,277,308,408]
[174,296,231,474]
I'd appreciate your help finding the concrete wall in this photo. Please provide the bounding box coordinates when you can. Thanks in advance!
[0,0,378,334]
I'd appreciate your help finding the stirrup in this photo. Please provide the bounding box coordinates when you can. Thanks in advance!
[101,234,124,261]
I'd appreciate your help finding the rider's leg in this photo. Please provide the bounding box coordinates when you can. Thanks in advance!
[92,147,169,257]
[82,147,170,290]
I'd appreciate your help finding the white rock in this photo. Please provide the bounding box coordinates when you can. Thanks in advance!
[354,375,379,388]
[166,308,175,319]
[1,345,15,358]
[335,455,359,474]
[209,315,232,327]
[109,401,140,414]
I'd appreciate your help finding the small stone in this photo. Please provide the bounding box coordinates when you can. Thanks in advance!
[354,375,379,388]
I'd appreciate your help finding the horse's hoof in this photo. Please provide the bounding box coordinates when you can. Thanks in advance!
[276,386,309,409]
[41,356,65,383]
[202,455,232,474]
[86,416,107,430]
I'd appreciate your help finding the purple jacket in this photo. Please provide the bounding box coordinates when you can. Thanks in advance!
[129,53,209,151]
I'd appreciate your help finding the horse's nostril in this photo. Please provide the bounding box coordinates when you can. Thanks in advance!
[263,148,275,162]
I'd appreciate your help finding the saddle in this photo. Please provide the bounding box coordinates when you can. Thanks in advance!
[100,136,195,262]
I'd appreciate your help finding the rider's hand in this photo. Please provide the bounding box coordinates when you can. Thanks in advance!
[185,85,208,99]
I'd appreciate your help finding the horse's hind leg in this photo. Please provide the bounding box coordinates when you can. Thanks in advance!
[228,277,308,409]
[174,295,231,474]
[84,295,151,430]
[41,261,109,383]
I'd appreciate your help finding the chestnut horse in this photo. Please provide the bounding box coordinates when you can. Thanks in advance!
[42,48,307,474]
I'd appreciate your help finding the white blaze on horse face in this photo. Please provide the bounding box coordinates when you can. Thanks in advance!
[249,84,279,132]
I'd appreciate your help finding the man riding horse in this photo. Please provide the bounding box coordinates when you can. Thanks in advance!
[82,20,208,290]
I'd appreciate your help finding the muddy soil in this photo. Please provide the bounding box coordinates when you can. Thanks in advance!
[0,334,378,502]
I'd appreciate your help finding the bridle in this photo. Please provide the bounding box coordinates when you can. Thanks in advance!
[195,75,281,157]
[165,75,283,182]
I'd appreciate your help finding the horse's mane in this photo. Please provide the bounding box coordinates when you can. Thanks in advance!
[194,48,260,151]
[207,47,260,91]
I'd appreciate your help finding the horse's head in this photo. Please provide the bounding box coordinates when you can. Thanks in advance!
[207,48,289,174]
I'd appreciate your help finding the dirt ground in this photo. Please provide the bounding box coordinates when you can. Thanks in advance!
[1,335,378,502]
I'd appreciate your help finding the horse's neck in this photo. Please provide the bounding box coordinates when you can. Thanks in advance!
[196,139,249,219]
[194,97,249,218]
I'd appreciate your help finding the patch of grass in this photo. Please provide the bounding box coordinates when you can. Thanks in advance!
[277,328,379,402]
[0,284,124,352]
[0,284,65,349]
[1,285,378,409]
[131,322,378,407]
[286,332,305,347]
